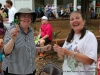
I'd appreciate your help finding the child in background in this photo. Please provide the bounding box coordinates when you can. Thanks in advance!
[0,39,4,75]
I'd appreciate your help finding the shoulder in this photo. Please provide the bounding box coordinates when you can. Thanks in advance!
[47,23,52,28]
[84,30,97,42]
[85,30,95,37]
[40,24,43,27]
[6,25,16,32]
[47,23,52,26]
[12,7,17,11]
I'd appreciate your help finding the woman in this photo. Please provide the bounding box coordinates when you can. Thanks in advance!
[53,11,97,75]
[2,8,51,75]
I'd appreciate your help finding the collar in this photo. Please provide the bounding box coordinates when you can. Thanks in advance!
[18,25,32,35]
[42,22,48,26]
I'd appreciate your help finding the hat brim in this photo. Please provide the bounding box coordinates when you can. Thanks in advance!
[14,12,37,23]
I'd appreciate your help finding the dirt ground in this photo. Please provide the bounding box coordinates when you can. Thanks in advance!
[32,19,100,75]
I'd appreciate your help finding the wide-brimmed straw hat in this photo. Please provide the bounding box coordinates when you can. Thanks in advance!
[14,8,37,23]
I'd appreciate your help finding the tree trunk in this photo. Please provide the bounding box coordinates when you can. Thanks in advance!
[81,0,90,23]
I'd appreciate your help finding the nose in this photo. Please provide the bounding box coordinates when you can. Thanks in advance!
[72,19,78,23]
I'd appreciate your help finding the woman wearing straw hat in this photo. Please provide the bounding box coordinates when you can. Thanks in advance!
[2,8,51,75]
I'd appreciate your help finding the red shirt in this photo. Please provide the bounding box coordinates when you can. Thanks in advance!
[97,57,100,75]
[40,23,53,41]
[96,3,100,6]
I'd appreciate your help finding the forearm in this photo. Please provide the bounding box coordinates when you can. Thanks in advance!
[39,29,41,35]
[65,50,94,65]
[74,53,94,65]
[42,35,49,39]
[4,39,15,54]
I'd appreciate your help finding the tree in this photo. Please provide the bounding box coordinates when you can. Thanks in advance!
[81,0,90,23]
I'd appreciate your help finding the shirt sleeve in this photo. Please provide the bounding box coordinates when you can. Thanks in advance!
[62,40,67,48]
[84,33,97,62]
[4,29,11,46]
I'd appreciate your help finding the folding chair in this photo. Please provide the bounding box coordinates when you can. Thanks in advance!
[38,62,63,75]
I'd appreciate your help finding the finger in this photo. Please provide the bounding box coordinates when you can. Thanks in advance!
[53,47,57,52]
[54,44,58,47]
[13,33,18,36]
[47,45,51,50]
[53,45,58,48]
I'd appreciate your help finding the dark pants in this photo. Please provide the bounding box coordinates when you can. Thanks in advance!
[3,68,36,75]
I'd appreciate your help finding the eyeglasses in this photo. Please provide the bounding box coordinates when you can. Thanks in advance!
[20,15,32,19]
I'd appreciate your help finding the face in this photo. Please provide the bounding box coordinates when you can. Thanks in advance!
[70,12,85,34]
[6,2,9,8]
[20,13,32,28]
[0,39,3,48]
[41,19,47,24]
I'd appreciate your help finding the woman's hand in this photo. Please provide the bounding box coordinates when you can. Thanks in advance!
[10,28,18,41]
[53,44,65,59]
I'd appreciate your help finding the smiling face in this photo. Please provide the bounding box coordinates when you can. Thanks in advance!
[20,13,32,28]
[70,12,86,34]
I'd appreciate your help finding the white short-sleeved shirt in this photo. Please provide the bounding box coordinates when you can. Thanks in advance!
[8,7,17,23]
[51,6,56,13]
[62,30,97,75]
[77,5,81,10]
[61,9,63,15]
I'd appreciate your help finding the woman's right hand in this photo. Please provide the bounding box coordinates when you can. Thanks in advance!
[53,44,64,59]
[10,28,18,41]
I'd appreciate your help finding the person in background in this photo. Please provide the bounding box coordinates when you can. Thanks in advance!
[0,14,5,37]
[39,16,53,47]
[0,3,2,13]
[45,4,51,20]
[90,8,96,19]
[5,0,17,24]
[97,54,100,75]
[51,4,56,18]
[3,5,9,18]
[96,2,100,6]
[77,4,81,12]
[0,14,4,29]
[53,11,97,75]
[89,1,94,9]
[38,5,44,18]
[69,3,73,13]
[0,39,4,75]
[0,3,2,10]
[60,7,64,17]
[36,16,52,58]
